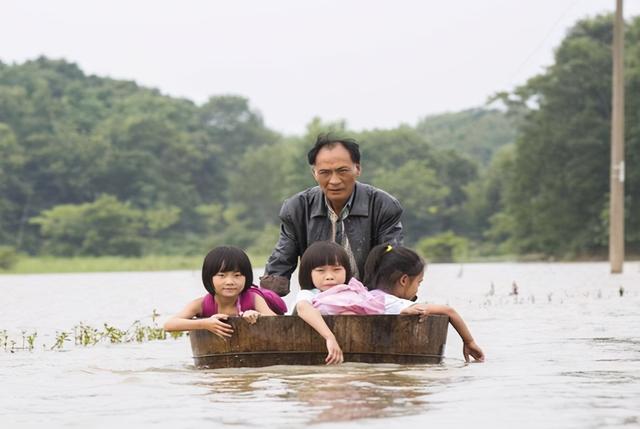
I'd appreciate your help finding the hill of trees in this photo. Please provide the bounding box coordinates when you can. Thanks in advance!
[1,13,639,263]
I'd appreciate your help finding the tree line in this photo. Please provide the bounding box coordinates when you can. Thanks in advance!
[1,14,639,263]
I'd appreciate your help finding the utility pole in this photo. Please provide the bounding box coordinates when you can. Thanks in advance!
[609,0,625,273]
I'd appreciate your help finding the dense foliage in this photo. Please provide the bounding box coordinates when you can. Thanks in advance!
[489,14,640,257]
[1,14,639,262]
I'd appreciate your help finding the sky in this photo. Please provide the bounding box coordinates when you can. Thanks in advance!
[3,0,639,135]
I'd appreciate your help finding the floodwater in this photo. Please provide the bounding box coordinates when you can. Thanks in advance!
[1,262,639,428]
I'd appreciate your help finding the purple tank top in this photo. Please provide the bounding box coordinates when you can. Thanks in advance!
[200,285,287,317]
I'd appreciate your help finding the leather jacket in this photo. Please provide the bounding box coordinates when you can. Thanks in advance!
[264,182,404,285]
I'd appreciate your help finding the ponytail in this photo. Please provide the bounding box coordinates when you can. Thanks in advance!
[363,244,424,291]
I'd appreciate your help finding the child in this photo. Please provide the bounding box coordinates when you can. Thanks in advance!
[295,241,385,365]
[164,246,286,338]
[364,244,485,363]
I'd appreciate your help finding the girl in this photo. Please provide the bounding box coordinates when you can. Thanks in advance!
[364,244,485,363]
[295,241,385,365]
[164,246,286,338]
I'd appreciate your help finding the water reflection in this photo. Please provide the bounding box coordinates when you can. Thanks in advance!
[195,364,448,424]
[2,263,640,428]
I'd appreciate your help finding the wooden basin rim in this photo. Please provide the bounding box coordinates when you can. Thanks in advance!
[189,314,449,368]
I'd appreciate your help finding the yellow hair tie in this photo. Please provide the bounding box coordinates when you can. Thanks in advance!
[385,245,393,253]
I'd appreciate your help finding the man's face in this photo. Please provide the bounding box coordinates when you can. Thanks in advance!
[312,144,361,211]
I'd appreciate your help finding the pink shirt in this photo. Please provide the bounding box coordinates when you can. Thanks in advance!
[200,285,287,317]
[310,278,385,315]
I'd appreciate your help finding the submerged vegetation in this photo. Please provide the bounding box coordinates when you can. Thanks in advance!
[1,309,183,353]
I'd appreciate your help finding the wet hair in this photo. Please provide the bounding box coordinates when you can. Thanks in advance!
[298,241,353,290]
[363,244,424,292]
[307,133,361,165]
[201,246,253,295]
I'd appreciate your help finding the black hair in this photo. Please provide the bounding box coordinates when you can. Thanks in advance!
[307,133,361,165]
[201,245,253,295]
[363,244,424,292]
[298,241,353,290]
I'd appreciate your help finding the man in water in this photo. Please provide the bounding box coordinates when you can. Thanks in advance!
[261,134,404,296]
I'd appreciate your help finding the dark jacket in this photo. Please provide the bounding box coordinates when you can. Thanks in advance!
[264,182,404,282]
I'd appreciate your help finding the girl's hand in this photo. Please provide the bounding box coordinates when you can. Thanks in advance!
[241,310,260,325]
[401,304,429,322]
[203,314,233,338]
[325,337,344,365]
[463,341,485,362]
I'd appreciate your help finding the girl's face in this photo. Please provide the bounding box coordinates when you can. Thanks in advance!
[311,264,346,291]
[397,270,424,300]
[212,271,246,298]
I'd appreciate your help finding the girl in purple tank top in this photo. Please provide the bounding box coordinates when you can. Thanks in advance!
[164,246,286,338]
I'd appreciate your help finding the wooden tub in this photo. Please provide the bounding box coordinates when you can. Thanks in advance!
[189,314,449,368]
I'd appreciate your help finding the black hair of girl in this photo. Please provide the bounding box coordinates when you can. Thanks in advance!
[201,246,253,295]
[363,244,424,292]
[298,241,353,290]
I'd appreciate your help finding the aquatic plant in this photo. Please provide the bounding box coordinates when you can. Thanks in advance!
[52,331,71,350]
[2,309,185,353]
[25,332,37,351]
[75,323,100,346]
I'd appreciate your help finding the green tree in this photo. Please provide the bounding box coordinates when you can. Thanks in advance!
[416,108,518,167]
[30,195,145,256]
[496,14,640,256]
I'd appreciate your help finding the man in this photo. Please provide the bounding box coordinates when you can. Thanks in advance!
[261,134,404,296]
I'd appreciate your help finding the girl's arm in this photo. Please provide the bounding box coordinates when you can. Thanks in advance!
[163,297,234,338]
[241,295,277,324]
[401,303,484,362]
[296,300,343,365]
[253,295,277,316]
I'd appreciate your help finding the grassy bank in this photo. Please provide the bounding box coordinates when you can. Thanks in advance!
[1,254,270,274]
[2,253,638,275]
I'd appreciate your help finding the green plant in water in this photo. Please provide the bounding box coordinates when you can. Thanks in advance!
[51,331,71,350]
[75,323,100,346]
[130,321,146,342]
[26,332,37,351]
[168,331,184,340]
[145,309,166,341]
[3,310,183,352]
[145,325,166,341]
[103,323,126,343]
[19,330,38,351]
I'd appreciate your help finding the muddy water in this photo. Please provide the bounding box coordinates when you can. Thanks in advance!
[1,262,639,428]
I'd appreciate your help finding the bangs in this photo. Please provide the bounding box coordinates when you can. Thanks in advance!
[298,241,352,289]
[202,246,253,294]
[307,252,344,269]
[218,258,242,273]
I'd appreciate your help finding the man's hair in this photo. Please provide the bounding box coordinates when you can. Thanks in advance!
[298,241,353,290]
[307,133,361,165]
[201,245,253,295]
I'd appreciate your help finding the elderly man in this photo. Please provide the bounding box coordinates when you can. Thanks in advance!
[261,134,404,296]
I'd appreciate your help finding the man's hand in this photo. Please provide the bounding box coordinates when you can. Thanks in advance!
[259,275,290,297]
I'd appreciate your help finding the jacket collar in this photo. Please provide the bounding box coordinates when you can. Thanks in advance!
[310,182,369,218]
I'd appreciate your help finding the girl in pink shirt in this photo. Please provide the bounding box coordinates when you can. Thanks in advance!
[295,241,384,365]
